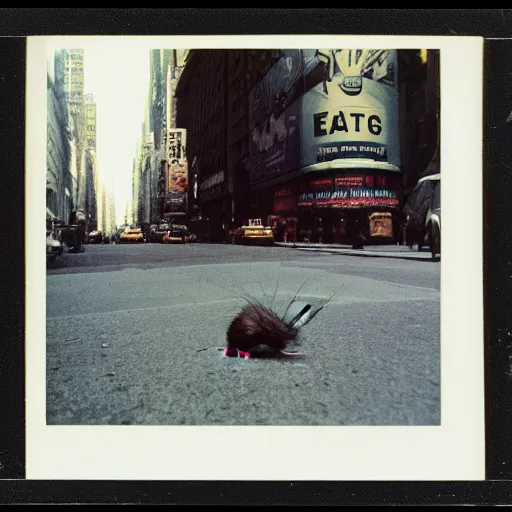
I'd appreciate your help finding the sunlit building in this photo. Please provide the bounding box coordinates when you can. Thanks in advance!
[98,183,116,235]
[47,52,74,223]
[61,49,87,212]
[124,199,132,226]
[141,131,154,224]
[136,79,154,226]
[108,187,117,232]
[161,49,188,222]
[84,149,99,232]
[85,93,97,150]
[132,134,144,225]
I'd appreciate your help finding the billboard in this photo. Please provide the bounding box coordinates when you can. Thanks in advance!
[248,49,401,189]
[165,128,188,216]
[248,50,307,187]
[301,49,400,170]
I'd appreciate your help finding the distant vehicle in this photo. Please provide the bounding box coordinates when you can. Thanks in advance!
[146,224,159,243]
[58,209,86,253]
[149,223,171,243]
[162,224,187,244]
[403,173,441,260]
[87,230,103,244]
[46,218,63,261]
[230,218,274,245]
[185,232,197,243]
[119,227,144,244]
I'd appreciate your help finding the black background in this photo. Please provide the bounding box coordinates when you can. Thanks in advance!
[1,8,511,505]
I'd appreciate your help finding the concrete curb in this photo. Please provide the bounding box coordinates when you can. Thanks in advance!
[274,242,437,262]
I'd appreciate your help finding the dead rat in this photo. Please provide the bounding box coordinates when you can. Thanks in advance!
[225,302,300,359]
[223,279,342,359]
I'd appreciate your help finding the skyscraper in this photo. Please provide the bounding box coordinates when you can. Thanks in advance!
[85,93,97,150]
[62,49,87,211]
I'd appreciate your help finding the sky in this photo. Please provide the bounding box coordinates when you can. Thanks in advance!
[47,38,151,226]
[83,44,150,226]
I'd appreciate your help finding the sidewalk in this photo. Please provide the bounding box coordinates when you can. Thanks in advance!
[274,242,437,261]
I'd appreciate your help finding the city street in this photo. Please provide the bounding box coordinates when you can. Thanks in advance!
[46,243,440,426]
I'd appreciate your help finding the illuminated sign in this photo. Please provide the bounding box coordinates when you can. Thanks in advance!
[297,173,400,208]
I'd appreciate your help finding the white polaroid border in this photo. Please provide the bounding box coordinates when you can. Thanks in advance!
[26,35,484,481]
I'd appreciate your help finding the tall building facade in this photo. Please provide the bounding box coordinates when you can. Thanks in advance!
[175,50,230,240]
[175,49,440,244]
[132,137,143,225]
[162,49,188,222]
[62,49,87,212]
[48,49,121,236]
[98,183,116,235]
[84,149,99,232]
[85,93,97,150]
[47,57,74,223]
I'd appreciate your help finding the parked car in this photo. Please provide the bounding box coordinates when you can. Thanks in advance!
[403,173,441,260]
[119,227,144,244]
[149,223,171,243]
[46,219,63,261]
[162,227,187,244]
[425,178,441,261]
[87,230,103,244]
[230,218,275,245]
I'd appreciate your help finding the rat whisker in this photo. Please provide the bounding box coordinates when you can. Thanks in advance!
[258,281,268,307]
[271,274,280,311]
[282,278,311,321]
[297,283,345,327]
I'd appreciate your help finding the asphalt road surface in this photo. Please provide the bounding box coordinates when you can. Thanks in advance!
[46,242,440,426]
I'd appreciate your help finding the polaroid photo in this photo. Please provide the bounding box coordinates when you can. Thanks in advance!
[25,34,484,481]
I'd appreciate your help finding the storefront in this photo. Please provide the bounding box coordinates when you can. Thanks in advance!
[268,186,298,242]
[295,169,401,245]
[198,170,230,242]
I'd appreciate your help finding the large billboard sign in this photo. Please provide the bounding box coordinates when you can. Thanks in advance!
[248,50,307,187]
[165,128,188,216]
[248,49,401,189]
[301,49,400,170]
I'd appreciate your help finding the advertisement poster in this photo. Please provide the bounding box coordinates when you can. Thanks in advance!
[369,211,394,237]
[249,49,401,189]
[168,161,188,194]
[248,50,305,186]
[166,128,188,215]
[301,49,401,171]
[167,128,186,163]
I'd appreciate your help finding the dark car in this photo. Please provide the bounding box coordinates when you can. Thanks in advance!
[87,230,103,244]
[149,223,171,243]
[403,173,441,260]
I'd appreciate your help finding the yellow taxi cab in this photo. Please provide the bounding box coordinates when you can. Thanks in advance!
[119,226,144,244]
[162,224,187,244]
[230,218,274,245]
